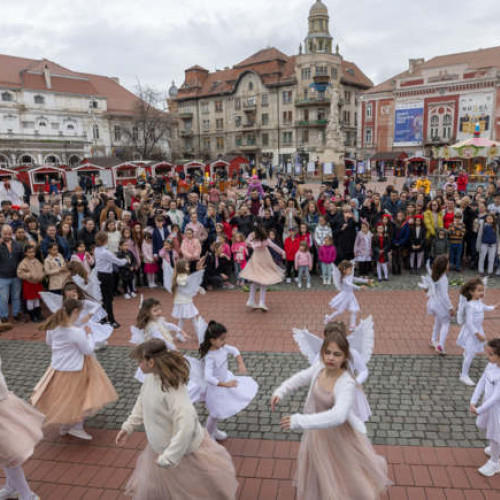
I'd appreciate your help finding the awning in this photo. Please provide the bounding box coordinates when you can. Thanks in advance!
[406,156,429,163]
[370,151,408,162]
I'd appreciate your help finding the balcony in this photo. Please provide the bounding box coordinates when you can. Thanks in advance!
[295,97,331,107]
[242,122,261,129]
[180,129,193,137]
[243,101,257,111]
[424,136,456,146]
[295,119,328,127]
[179,112,193,119]
[239,139,260,152]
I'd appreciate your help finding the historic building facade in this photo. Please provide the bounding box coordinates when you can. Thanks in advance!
[359,46,500,169]
[0,54,169,167]
[172,0,372,167]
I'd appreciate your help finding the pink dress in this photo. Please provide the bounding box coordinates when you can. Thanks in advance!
[142,241,159,274]
[239,238,284,285]
[295,380,389,500]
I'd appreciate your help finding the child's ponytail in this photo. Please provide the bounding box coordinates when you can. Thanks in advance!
[199,320,227,359]
[38,298,82,331]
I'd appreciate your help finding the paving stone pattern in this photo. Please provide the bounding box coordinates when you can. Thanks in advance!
[1,340,489,448]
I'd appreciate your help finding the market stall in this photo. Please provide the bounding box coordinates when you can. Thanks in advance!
[22,165,66,193]
[66,164,114,190]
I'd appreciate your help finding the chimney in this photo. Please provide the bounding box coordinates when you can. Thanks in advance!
[408,58,425,75]
[184,66,209,88]
[110,77,120,84]
[43,64,52,89]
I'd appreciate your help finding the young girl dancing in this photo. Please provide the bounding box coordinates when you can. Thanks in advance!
[271,332,390,500]
[325,260,373,330]
[239,225,285,311]
[116,339,238,500]
[419,255,454,355]
[457,278,497,386]
[0,354,43,500]
[31,299,118,440]
[200,321,258,441]
[470,338,500,477]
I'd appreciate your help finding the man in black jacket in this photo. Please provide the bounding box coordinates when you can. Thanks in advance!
[332,206,357,263]
[77,218,97,250]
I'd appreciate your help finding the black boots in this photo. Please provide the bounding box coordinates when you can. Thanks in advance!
[29,307,43,323]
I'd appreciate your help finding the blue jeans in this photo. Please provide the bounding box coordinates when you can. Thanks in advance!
[0,277,21,319]
[297,266,311,284]
[449,243,463,271]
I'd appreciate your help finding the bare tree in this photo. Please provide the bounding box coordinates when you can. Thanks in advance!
[121,82,175,160]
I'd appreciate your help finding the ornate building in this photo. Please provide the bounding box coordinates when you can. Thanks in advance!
[171,0,372,170]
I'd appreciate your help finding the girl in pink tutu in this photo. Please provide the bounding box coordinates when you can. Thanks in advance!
[116,339,238,500]
[0,353,43,500]
[470,338,500,477]
[142,232,159,288]
[239,225,285,311]
[31,299,118,441]
[272,332,390,500]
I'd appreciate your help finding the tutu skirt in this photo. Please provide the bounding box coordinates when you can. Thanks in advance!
[477,407,500,442]
[0,393,44,467]
[205,374,258,419]
[31,355,118,425]
[457,327,486,354]
[172,302,199,319]
[144,263,159,274]
[239,247,283,285]
[125,433,238,500]
[328,291,359,313]
[22,281,43,301]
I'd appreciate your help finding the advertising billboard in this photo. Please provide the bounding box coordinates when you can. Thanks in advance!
[394,101,424,146]
[457,93,494,139]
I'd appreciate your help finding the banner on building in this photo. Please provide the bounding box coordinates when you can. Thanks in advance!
[457,93,494,140]
[393,101,424,146]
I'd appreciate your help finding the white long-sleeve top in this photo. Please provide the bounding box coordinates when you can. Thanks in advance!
[204,345,240,386]
[94,246,127,273]
[342,275,369,292]
[46,326,95,371]
[0,356,8,401]
[471,362,500,415]
[173,274,193,305]
[144,318,181,347]
[273,361,366,434]
[121,374,204,468]
[434,275,453,312]
[464,301,494,335]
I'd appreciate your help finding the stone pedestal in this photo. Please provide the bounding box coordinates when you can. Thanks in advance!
[323,86,345,176]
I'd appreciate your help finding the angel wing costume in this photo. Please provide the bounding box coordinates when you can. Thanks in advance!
[292,316,375,422]
[0,179,24,208]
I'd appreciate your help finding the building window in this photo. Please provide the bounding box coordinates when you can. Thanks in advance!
[317,108,326,121]
[235,135,242,146]
[365,128,372,145]
[51,123,60,130]
[301,68,311,80]
[331,67,338,80]
[201,102,209,114]
[430,115,439,139]
[89,100,98,109]
[22,121,34,129]
[262,133,269,146]
[216,118,224,130]
[303,89,309,100]
[235,116,241,127]
[132,126,139,141]
[282,91,292,104]
[283,111,293,124]
[344,91,352,104]
[443,114,452,139]
[93,124,100,139]
[114,125,121,141]
[216,136,224,149]
[246,135,256,146]
[248,82,254,91]
[203,137,211,150]
[67,123,75,131]
[261,93,268,107]
[215,101,223,113]
[34,95,45,104]
[302,129,309,143]
[315,66,328,76]
[343,110,350,124]
[38,120,47,127]
[234,98,241,110]
[202,119,210,131]
[262,113,269,126]
[282,131,293,144]
[366,103,373,118]
[1,92,12,102]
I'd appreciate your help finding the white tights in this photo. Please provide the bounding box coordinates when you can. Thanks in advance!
[431,316,450,349]
[26,299,40,311]
[249,283,267,306]
[376,263,388,280]
[461,351,475,378]
[325,309,357,329]
[490,440,500,462]
[2,465,33,499]
[146,273,156,287]
[177,317,198,332]
[206,416,218,437]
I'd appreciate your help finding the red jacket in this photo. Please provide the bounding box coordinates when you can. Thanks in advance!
[457,173,468,192]
[284,236,301,261]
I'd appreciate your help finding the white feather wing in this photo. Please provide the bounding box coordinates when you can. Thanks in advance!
[331,264,342,291]
[186,356,207,403]
[292,328,323,365]
[347,315,375,364]
[181,270,205,298]
[457,295,467,325]
[39,291,63,313]
[130,326,146,345]
[194,315,208,346]
[163,262,174,294]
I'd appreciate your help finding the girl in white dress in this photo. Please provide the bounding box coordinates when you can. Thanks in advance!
[470,338,500,477]
[421,255,454,355]
[116,339,238,500]
[0,353,43,500]
[200,321,258,441]
[324,260,373,330]
[271,332,390,500]
[457,278,497,386]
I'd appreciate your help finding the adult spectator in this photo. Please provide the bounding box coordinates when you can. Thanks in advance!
[71,198,91,232]
[442,199,456,229]
[166,200,184,228]
[77,217,97,250]
[231,205,254,237]
[382,191,401,218]
[332,205,357,262]
[40,224,70,260]
[99,198,123,227]
[38,204,58,237]
[0,225,24,322]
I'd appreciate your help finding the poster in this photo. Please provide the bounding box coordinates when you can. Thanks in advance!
[323,162,333,175]
[286,163,292,174]
[307,161,315,173]
[457,93,494,139]
[393,101,424,145]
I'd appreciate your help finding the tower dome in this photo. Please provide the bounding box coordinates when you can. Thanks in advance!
[168,81,178,98]
[309,0,328,17]
[304,0,332,54]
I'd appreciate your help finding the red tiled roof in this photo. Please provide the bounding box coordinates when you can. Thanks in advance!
[367,45,500,95]
[0,53,143,115]
[341,60,373,89]
[234,48,289,68]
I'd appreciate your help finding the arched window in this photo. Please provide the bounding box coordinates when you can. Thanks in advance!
[1,92,12,102]
[34,95,45,104]
[442,114,452,139]
[20,155,35,165]
[430,115,439,139]
[66,123,75,131]
[93,124,99,140]
[248,81,254,91]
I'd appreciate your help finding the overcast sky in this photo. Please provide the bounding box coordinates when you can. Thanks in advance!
[2,0,500,95]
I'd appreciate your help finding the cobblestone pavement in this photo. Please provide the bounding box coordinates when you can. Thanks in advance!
[1,340,489,448]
